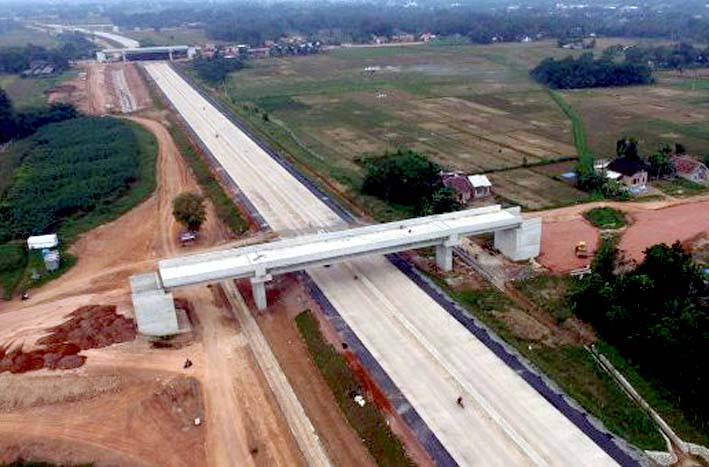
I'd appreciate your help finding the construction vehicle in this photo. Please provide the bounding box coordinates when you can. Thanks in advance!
[575,241,589,258]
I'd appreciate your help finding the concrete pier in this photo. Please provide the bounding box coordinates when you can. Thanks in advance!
[250,274,272,310]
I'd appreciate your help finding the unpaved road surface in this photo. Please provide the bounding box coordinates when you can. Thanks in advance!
[146,61,623,466]
[535,198,709,272]
[1,70,374,466]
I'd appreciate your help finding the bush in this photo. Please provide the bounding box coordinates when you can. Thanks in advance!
[190,57,245,85]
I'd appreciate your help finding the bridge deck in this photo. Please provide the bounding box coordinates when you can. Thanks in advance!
[159,206,520,288]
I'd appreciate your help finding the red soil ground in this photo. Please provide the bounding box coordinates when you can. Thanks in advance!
[537,218,599,272]
[537,199,709,272]
[620,202,709,264]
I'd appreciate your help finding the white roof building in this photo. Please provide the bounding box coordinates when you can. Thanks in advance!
[27,234,58,250]
[468,175,492,188]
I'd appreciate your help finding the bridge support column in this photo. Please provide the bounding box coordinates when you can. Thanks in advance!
[436,245,453,271]
[436,234,460,272]
[250,274,272,310]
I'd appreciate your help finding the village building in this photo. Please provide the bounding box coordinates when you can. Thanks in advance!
[442,172,473,204]
[441,172,492,204]
[468,174,492,198]
[607,158,649,191]
[670,155,709,184]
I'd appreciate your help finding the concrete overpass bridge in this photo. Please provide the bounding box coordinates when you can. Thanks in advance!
[97,46,196,63]
[131,205,540,335]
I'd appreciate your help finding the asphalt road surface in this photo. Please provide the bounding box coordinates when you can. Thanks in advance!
[145,62,620,467]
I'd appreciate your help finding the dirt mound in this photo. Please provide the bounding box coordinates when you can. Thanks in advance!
[37,305,136,350]
[0,342,84,374]
[0,305,136,375]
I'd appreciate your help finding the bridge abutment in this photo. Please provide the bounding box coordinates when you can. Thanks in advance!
[494,214,542,261]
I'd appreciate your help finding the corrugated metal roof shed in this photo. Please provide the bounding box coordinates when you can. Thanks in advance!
[27,234,58,250]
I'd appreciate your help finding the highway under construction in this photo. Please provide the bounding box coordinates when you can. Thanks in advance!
[144,61,637,466]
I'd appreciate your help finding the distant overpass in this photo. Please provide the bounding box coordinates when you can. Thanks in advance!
[97,45,196,62]
[131,206,540,334]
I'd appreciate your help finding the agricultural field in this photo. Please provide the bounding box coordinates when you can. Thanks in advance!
[220,38,704,211]
[123,27,213,46]
[0,25,58,48]
[561,68,709,158]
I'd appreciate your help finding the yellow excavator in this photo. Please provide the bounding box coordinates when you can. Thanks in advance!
[575,241,589,258]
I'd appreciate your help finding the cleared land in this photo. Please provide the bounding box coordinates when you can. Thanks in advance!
[535,197,709,272]
[146,61,626,466]
[1,71,79,110]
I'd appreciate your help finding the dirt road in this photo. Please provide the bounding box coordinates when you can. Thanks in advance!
[182,285,306,467]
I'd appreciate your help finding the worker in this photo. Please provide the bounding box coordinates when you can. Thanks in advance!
[21,291,29,301]
[183,358,193,369]
[456,396,464,408]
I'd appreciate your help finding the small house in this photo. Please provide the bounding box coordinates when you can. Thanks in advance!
[441,172,473,204]
[607,158,648,191]
[468,175,492,198]
[670,155,708,184]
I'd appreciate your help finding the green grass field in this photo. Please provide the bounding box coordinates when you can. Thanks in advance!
[207,41,592,210]
[122,27,213,46]
[0,71,78,110]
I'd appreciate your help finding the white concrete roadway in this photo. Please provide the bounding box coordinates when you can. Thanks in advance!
[145,62,619,466]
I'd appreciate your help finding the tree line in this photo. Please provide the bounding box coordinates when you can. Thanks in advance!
[0,88,78,144]
[0,32,96,74]
[531,53,653,89]
[570,239,708,432]
[106,2,709,46]
[625,42,709,70]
